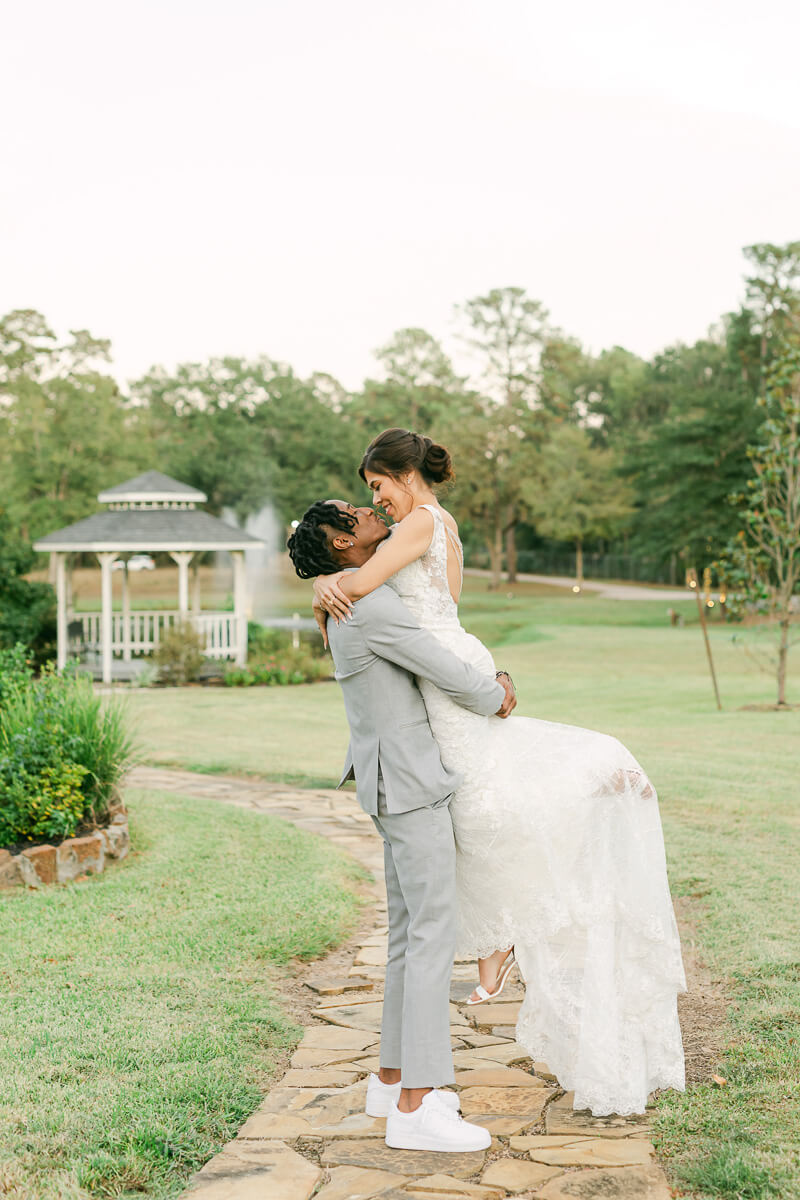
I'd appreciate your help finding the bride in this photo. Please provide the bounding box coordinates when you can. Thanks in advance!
[305,427,685,1117]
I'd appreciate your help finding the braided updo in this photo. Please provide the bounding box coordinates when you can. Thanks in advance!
[358,428,455,486]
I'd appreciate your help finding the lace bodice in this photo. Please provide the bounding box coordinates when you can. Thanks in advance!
[384,503,463,633]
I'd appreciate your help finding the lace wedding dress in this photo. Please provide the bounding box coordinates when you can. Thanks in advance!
[385,503,686,1116]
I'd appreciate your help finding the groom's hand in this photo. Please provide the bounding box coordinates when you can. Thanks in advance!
[495,672,516,718]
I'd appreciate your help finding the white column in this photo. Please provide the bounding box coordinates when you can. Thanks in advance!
[170,552,194,619]
[232,550,247,666]
[97,552,116,685]
[192,556,201,615]
[54,553,67,671]
[121,563,131,661]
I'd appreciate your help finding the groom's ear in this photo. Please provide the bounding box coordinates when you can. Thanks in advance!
[329,531,352,552]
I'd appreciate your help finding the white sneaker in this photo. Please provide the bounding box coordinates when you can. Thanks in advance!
[365,1074,460,1118]
[385,1092,491,1152]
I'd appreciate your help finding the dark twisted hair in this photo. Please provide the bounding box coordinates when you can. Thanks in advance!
[359,428,454,486]
[286,501,355,579]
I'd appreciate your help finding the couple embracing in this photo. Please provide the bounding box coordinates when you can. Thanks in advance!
[288,427,686,1154]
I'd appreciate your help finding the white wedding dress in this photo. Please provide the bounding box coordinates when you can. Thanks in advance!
[385,504,686,1116]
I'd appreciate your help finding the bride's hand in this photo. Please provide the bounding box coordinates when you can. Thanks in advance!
[313,573,353,622]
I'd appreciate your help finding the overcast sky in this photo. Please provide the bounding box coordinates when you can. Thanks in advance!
[3,0,799,390]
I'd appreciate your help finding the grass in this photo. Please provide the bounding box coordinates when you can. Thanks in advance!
[0,788,363,1200]
[126,578,800,1197]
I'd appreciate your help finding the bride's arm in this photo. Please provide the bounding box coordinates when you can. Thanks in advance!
[313,507,435,619]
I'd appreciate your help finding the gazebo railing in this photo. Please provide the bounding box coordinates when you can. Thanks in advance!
[74,611,238,660]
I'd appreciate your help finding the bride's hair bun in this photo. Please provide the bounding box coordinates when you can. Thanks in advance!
[359,428,455,486]
[419,437,454,484]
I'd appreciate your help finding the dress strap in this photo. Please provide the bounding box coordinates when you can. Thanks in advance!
[419,504,463,592]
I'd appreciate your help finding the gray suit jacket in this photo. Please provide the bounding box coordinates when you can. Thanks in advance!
[328,584,504,815]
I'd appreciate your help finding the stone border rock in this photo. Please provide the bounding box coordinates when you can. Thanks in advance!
[129,766,674,1200]
[0,813,130,889]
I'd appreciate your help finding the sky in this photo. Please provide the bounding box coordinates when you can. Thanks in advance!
[3,0,800,391]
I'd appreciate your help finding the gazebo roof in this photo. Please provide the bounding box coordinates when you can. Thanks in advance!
[97,470,207,505]
[33,470,263,552]
[33,508,262,553]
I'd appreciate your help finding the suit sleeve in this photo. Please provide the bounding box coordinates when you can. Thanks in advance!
[355,587,505,717]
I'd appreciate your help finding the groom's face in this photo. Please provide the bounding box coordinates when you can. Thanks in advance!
[326,500,390,564]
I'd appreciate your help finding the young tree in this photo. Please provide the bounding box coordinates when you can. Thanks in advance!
[455,287,551,579]
[718,338,800,707]
[743,241,800,369]
[529,425,633,585]
[442,395,547,589]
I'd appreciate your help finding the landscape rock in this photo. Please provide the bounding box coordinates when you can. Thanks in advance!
[454,1067,547,1088]
[545,1093,653,1139]
[103,821,130,858]
[282,1068,362,1088]
[301,1026,380,1051]
[534,1165,672,1199]
[408,1173,506,1198]
[182,1138,322,1200]
[320,1139,487,1178]
[459,1086,553,1118]
[467,1002,521,1025]
[528,1137,655,1168]
[481,1158,563,1190]
[56,832,105,881]
[305,977,374,995]
[313,1166,410,1199]
[0,849,22,888]
[19,844,57,887]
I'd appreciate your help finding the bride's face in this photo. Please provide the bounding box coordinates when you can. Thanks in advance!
[365,471,413,521]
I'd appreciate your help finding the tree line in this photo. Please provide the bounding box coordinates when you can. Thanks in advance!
[1,242,798,605]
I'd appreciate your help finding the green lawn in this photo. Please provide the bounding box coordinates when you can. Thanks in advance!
[0,789,363,1200]
[126,585,800,1198]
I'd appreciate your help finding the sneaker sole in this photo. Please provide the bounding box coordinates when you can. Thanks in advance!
[385,1130,491,1152]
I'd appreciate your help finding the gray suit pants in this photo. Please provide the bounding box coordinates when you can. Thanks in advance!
[371,774,457,1088]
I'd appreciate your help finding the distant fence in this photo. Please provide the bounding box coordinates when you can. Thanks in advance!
[468,549,675,585]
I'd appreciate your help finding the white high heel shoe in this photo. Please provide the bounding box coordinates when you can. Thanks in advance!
[466,949,516,1006]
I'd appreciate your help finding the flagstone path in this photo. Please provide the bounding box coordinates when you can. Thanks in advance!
[130,766,672,1200]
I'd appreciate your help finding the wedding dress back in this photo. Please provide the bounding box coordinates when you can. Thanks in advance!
[385,503,686,1117]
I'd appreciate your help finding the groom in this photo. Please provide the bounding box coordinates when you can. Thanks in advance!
[287,500,515,1153]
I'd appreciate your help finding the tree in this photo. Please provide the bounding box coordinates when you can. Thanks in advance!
[529,425,633,585]
[347,328,463,441]
[0,507,56,663]
[743,241,800,368]
[441,393,547,589]
[0,310,144,542]
[624,325,763,572]
[455,287,551,580]
[131,356,362,525]
[718,338,800,707]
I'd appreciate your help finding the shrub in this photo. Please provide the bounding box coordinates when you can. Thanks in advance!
[154,621,205,684]
[247,621,327,660]
[0,647,135,847]
[224,645,331,687]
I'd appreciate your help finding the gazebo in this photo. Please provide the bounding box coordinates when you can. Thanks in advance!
[33,470,263,683]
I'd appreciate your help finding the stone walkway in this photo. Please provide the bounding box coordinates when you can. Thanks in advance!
[130,767,672,1200]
